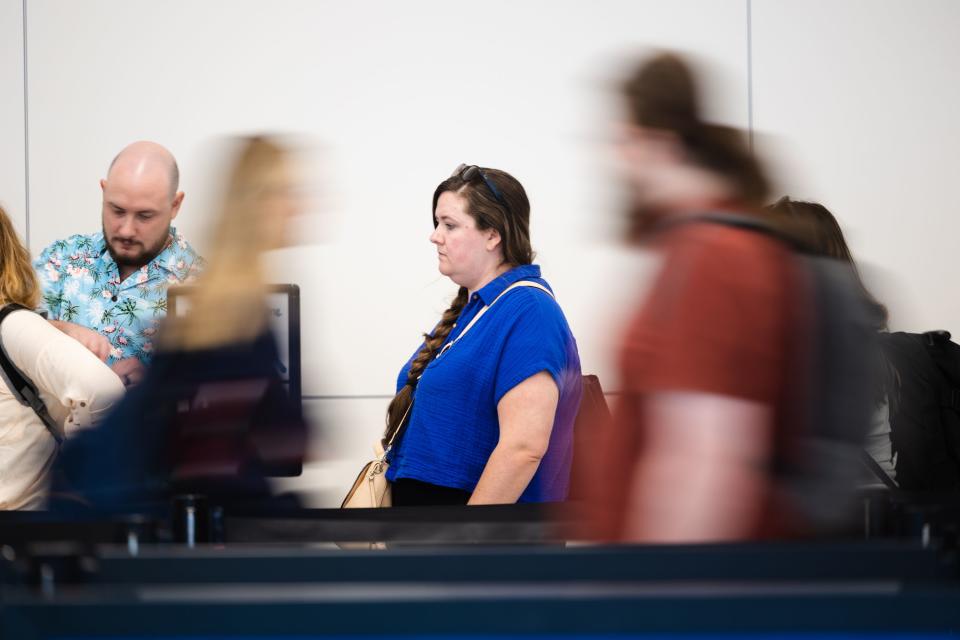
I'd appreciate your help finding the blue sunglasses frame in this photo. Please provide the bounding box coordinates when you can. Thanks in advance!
[451,163,510,211]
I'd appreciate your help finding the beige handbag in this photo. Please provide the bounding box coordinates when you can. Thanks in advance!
[339,281,554,510]
[340,417,404,509]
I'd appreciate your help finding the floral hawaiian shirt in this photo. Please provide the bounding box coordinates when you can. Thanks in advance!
[33,227,203,365]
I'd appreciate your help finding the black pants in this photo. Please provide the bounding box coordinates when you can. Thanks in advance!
[391,478,470,506]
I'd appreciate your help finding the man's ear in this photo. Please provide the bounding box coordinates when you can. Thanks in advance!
[486,228,502,252]
[170,191,185,220]
[100,178,107,192]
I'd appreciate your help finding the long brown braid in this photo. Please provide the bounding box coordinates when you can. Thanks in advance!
[382,166,534,446]
[383,287,469,446]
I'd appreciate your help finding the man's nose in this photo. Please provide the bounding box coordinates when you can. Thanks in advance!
[116,215,136,237]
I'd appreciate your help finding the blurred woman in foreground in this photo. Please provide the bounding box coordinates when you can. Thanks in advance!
[54,137,308,510]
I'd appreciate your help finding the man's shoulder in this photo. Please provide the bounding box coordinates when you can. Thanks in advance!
[168,229,203,263]
[150,228,204,282]
[39,231,105,255]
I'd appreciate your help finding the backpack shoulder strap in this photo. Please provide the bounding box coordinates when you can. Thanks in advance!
[0,304,65,444]
[386,281,554,453]
[677,211,821,253]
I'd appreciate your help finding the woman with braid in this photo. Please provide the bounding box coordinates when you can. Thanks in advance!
[384,164,582,506]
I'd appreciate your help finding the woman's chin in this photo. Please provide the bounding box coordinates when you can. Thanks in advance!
[440,270,464,288]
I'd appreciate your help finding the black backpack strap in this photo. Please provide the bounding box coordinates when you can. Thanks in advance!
[921,331,960,411]
[659,211,773,232]
[0,303,65,444]
[860,449,898,489]
[663,212,816,253]
[946,390,960,411]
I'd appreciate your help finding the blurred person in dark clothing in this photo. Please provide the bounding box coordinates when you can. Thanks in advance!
[580,52,805,542]
[768,197,894,482]
[768,197,887,330]
[52,137,308,512]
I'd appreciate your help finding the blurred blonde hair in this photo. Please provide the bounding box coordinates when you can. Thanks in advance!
[0,205,39,309]
[162,136,291,351]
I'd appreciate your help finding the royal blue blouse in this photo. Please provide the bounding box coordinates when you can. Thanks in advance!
[386,264,582,502]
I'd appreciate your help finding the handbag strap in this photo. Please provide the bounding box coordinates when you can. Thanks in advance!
[383,280,555,454]
[435,281,554,360]
[0,304,65,444]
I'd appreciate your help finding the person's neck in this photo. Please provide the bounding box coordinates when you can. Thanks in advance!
[646,165,735,215]
[118,264,142,281]
[467,262,512,300]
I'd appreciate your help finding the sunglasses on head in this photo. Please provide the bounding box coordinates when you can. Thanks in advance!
[451,163,509,211]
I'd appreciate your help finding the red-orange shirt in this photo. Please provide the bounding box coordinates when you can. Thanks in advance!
[584,218,802,541]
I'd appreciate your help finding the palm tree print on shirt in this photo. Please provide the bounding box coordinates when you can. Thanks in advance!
[115,298,139,326]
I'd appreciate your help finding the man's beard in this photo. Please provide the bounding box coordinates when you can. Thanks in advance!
[103,224,171,269]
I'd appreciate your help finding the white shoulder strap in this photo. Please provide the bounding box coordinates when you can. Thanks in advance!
[436,281,554,359]
[387,281,553,452]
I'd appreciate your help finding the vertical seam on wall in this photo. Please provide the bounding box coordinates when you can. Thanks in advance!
[746,0,754,153]
[22,0,30,247]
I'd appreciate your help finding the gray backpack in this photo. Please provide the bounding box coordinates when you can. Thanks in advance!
[689,214,882,532]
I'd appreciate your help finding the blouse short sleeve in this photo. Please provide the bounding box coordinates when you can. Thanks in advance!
[493,289,573,404]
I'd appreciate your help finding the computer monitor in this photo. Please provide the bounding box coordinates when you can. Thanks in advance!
[167,284,302,407]
[167,284,303,477]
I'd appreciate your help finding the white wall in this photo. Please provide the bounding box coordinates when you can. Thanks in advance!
[753,0,960,335]
[0,0,25,238]
[11,0,960,505]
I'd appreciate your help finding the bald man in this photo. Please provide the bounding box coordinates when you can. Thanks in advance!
[34,141,203,386]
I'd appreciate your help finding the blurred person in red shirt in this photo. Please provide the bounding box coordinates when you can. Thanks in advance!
[581,52,803,542]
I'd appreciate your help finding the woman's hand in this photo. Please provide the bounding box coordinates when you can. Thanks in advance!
[110,357,146,387]
[468,371,559,505]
